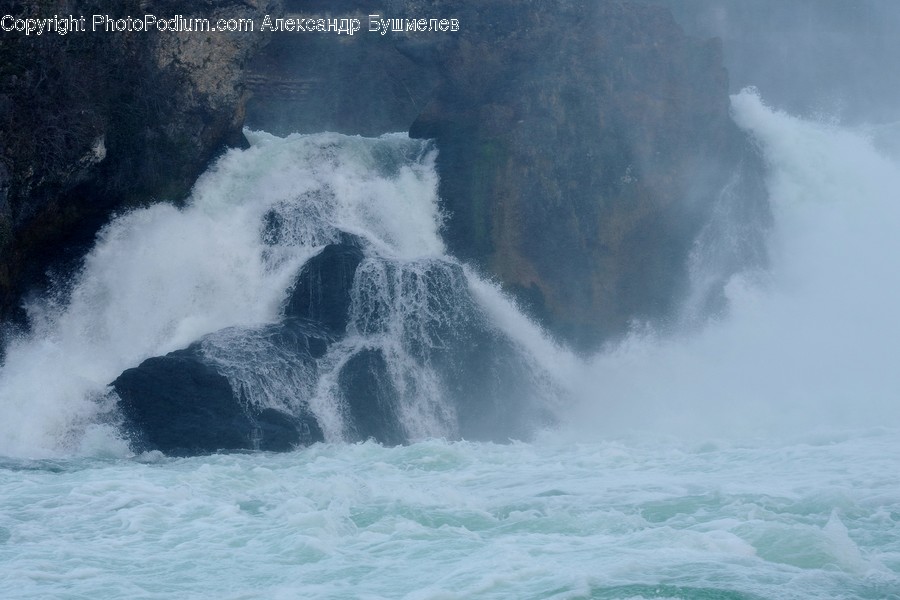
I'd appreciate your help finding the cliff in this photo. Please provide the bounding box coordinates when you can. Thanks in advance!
[412,1,769,348]
[0,0,280,324]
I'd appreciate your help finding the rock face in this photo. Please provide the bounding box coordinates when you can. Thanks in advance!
[0,0,280,324]
[114,348,323,456]
[113,322,327,456]
[7,0,772,452]
[244,0,443,136]
[345,257,552,443]
[1,0,769,350]
[245,0,770,350]
[285,237,365,336]
[407,0,767,349]
[338,348,406,446]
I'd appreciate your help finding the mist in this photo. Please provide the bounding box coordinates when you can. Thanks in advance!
[657,0,900,125]
[555,2,900,440]
[567,88,900,440]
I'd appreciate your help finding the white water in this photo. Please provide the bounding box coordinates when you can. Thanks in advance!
[572,90,900,440]
[1,435,898,600]
[0,93,899,598]
[0,131,565,457]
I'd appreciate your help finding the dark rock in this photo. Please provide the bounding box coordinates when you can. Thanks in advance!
[111,247,549,449]
[256,407,321,452]
[347,256,554,442]
[112,322,327,456]
[338,348,406,446]
[0,0,282,325]
[285,238,365,335]
[114,348,256,456]
[244,0,442,136]
[0,161,10,271]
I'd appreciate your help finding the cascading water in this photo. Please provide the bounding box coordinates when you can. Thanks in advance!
[0,130,568,458]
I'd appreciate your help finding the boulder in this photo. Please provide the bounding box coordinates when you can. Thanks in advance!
[285,238,365,335]
[346,256,554,442]
[114,348,258,456]
[338,348,406,446]
[113,327,325,456]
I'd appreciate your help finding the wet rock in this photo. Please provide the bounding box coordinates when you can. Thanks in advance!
[114,348,257,456]
[338,348,406,446]
[244,0,442,136]
[112,324,326,457]
[285,238,365,336]
[256,407,320,452]
[347,256,555,442]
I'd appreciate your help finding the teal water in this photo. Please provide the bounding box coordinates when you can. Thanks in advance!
[1,431,898,599]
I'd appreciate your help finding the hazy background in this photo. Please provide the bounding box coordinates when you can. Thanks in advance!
[568,1,900,439]
[657,0,900,125]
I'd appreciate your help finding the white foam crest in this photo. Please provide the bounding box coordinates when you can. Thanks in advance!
[0,132,444,457]
[240,131,445,259]
[571,89,900,439]
[198,325,319,416]
[341,258,473,440]
[466,271,580,374]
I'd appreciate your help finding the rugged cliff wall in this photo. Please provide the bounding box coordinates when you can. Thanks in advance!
[0,0,279,323]
[408,1,768,348]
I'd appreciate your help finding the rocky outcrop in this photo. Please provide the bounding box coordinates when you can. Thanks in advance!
[111,239,554,455]
[113,336,325,456]
[113,316,332,456]
[0,0,280,324]
[2,0,769,351]
[407,0,767,349]
[339,348,406,445]
[346,257,553,443]
[244,0,443,136]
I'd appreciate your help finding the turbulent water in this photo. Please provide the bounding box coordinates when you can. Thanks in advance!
[1,435,898,600]
[1,91,899,599]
